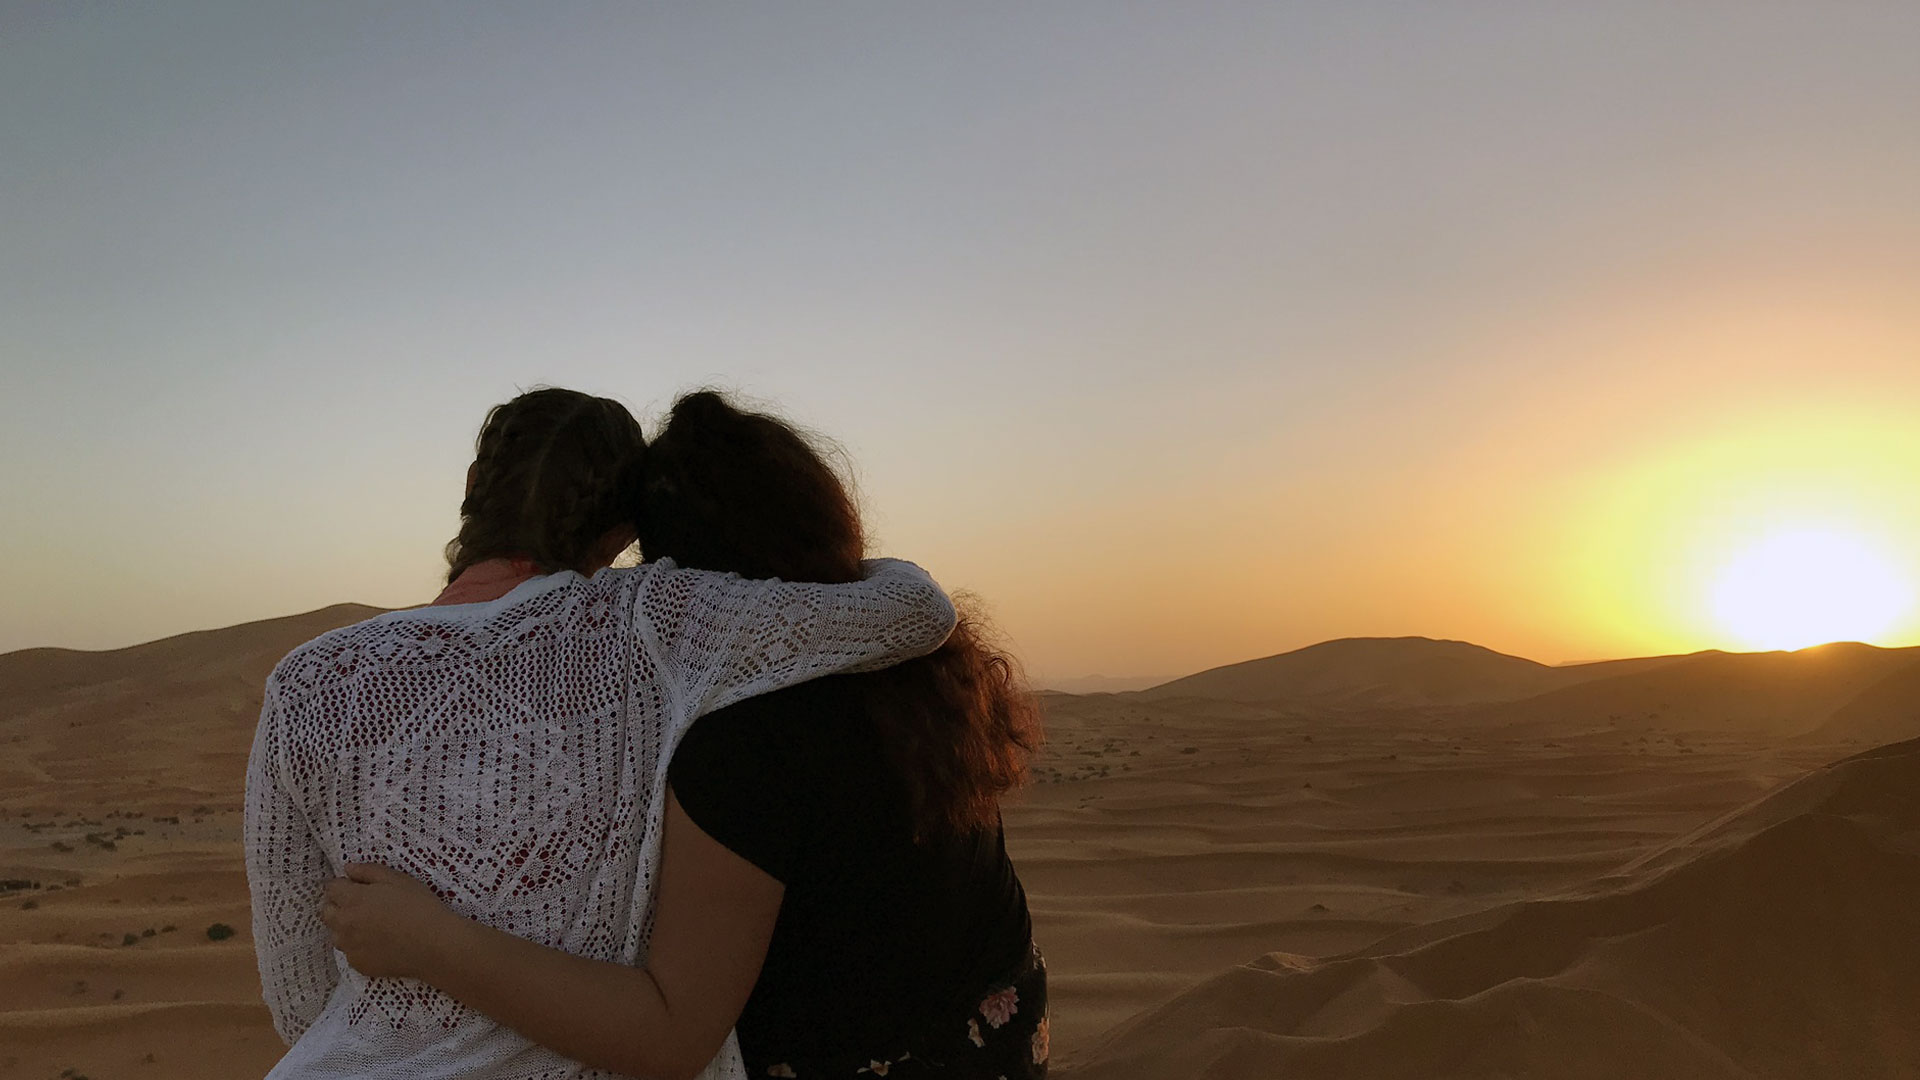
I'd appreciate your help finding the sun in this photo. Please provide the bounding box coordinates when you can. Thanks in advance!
[1709,528,1914,651]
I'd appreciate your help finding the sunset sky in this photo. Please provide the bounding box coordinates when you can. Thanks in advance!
[6,4,1920,683]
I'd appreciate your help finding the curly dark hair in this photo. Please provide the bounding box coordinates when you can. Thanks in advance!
[445,387,646,583]
[640,390,1043,837]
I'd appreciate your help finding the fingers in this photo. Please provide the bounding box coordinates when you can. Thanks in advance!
[321,878,357,935]
[319,895,348,946]
[343,862,404,884]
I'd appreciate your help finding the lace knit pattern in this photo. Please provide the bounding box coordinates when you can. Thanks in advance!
[245,559,955,1080]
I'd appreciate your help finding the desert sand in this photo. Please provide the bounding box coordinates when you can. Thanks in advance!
[5,619,1918,1078]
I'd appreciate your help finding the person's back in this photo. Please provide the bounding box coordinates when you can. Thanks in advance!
[668,673,1037,1070]
[254,570,658,1077]
[252,559,955,1079]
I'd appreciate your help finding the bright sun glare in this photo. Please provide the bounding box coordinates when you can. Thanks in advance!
[1709,528,1914,651]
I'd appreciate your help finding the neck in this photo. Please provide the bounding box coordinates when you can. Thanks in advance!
[432,557,544,607]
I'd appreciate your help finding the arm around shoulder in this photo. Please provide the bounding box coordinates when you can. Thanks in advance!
[638,556,957,716]
[322,792,784,1080]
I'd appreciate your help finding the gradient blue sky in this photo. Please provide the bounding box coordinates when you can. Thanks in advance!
[6,3,1920,680]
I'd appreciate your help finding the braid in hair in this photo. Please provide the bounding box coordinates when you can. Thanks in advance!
[527,396,645,571]
[445,388,646,583]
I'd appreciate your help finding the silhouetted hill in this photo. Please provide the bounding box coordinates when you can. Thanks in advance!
[1037,673,1175,695]
[1140,638,1558,707]
[0,604,387,810]
[0,605,384,700]
[1138,637,1689,710]
[1472,642,1919,737]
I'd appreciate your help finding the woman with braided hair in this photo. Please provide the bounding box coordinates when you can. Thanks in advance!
[440,387,650,596]
[245,387,958,1080]
[318,391,1049,1080]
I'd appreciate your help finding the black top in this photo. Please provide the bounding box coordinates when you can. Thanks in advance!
[667,674,1033,1063]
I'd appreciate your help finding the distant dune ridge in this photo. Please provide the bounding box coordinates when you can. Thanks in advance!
[3,609,1918,1079]
[7,620,1911,811]
[0,604,385,811]
[1471,642,1920,739]
[1138,636,1689,709]
[1137,635,1920,741]
[1035,673,1174,695]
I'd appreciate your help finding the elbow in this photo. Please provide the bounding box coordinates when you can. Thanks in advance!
[870,559,958,655]
[916,586,959,654]
[267,1006,308,1048]
[656,1060,710,1080]
[609,1043,718,1080]
[593,1021,728,1080]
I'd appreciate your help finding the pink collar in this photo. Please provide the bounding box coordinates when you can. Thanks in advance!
[432,557,543,607]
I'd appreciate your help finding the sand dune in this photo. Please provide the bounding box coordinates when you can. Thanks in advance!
[1472,641,1920,738]
[0,605,384,814]
[1064,737,1920,1079]
[1,608,1907,1078]
[1013,694,1841,1065]
[1036,674,1174,695]
[0,606,382,1080]
[1138,637,1920,740]
[1140,637,1576,708]
[1813,656,1920,745]
[1138,636,1704,711]
[0,817,287,1079]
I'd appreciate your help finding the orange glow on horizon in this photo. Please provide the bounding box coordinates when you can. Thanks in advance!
[1556,407,1920,659]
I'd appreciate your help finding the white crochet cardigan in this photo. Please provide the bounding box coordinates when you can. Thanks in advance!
[245,558,956,1079]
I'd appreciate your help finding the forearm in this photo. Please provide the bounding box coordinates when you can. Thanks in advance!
[666,557,958,715]
[424,918,707,1080]
[324,803,775,1078]
[249,883,339,1043]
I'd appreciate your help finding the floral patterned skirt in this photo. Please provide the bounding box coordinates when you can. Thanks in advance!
[759,943,1049,1079]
